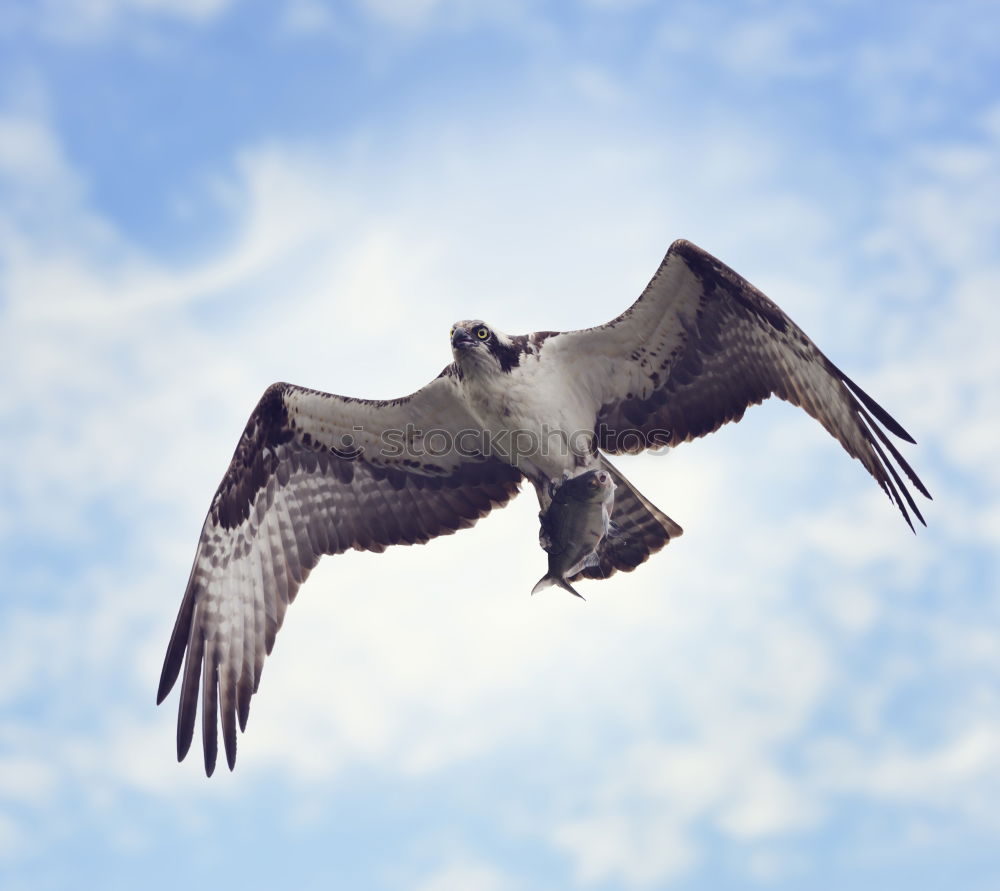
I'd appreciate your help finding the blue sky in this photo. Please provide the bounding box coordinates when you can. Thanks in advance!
[1,1,999,889]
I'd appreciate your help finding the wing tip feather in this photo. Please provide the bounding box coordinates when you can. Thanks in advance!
[202,649,219,778]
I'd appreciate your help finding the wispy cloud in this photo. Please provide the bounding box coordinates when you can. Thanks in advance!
[34,0,235,40]
[279,0,342,37]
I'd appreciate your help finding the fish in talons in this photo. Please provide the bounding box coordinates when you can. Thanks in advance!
[532,469,617,599]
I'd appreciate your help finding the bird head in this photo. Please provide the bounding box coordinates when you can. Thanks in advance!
[449,320,523,374]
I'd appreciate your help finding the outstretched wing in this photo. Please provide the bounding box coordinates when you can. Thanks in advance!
[540,239,930,527]
[157,370,522,775]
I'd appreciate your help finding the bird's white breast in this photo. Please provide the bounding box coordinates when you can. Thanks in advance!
[460,355,597,484]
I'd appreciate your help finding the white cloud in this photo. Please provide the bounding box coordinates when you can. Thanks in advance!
[0,757,57,806]
[360,0,447,28]
[0,114,78,193]
[569,65,626,107]
[0,812,28,860]
[553,811,697,886]
[543,601,830,884]
[579,0,654,10]
[861,108,1000,547]
[718,767,821,839]
[653,3,832,80]
[38,0,234,38]
[811,723,1000,828]
[280,0,341,36]
[411,856,517,891]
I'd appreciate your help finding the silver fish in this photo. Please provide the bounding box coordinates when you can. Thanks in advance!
[531,469,616,599]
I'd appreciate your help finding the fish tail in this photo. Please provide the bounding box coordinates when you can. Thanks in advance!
[531,574,585,600]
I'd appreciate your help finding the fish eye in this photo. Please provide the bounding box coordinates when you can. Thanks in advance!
[476,326,490,340]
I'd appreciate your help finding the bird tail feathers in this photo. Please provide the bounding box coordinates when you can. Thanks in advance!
[569,456,683,583]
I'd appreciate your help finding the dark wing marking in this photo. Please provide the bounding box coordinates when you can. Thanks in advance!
[157,372,522,775]
[540,240,930,529]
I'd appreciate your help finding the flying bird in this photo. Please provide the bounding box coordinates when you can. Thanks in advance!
[157,239,930,775]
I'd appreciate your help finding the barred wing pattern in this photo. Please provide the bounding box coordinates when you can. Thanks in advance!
[544,240,930,528]
[157,374,522,775]
[567,456,683,583]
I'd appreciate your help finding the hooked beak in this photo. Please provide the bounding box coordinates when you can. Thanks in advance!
[451,326,476,351]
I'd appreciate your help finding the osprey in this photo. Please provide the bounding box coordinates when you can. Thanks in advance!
[157,239,929,775]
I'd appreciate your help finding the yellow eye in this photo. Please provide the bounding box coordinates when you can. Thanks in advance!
[476,326,489,339]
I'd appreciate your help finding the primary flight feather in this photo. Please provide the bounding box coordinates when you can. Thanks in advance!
[157,239,930,775]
